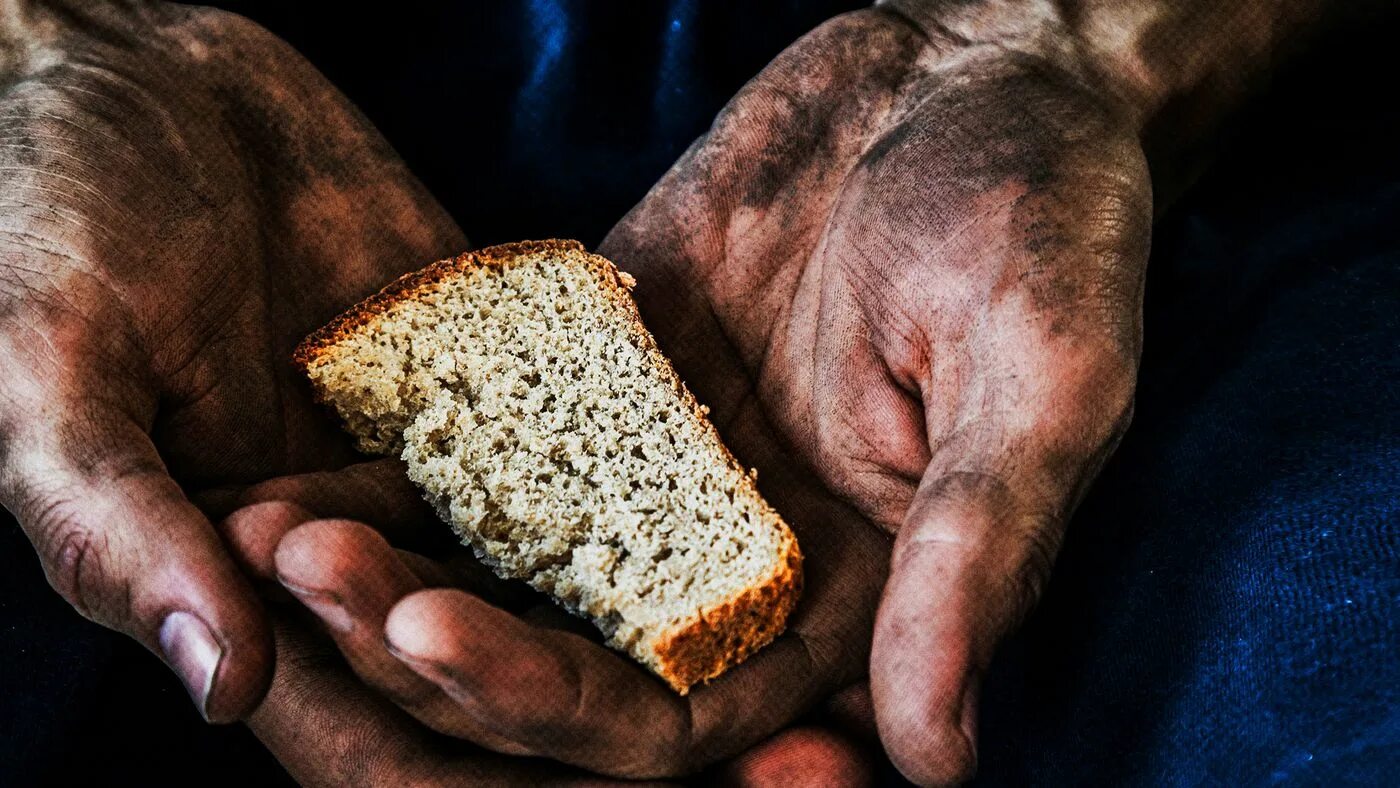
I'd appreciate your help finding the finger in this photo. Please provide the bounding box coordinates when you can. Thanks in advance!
[219,500,466,608]
[384,587,686,777]
[212,460,534,607]
[713,727,873,788]
[872,284,1139,786]
[222,500,317,584]
[382,587,833,779]
[272,519,527,755]
[248,615,636,787]
[822,683,878,743]
[0,407,272,723]
[222,500,457,587]
[220,491,536,610]
[206,458,438,539]
[871,467,1068,786]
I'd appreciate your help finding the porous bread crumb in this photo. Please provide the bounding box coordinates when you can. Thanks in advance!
[295,240,802,692]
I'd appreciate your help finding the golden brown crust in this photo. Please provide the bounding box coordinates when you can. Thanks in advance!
[292,239,587,376]
[294,238,804,694]
[651,537,803,694]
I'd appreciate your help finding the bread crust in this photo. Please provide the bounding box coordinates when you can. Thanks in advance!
[294,239,803,693]
[293,239,588,376]
[652,534,803,693]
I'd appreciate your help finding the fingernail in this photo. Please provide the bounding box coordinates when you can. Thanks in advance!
[159,611,223,722]
[280,579,354,633]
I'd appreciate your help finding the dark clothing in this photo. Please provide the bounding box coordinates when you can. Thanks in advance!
[2,2,1396,785]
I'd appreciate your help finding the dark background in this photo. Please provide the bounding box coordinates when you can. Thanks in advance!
[3,2,1396,785]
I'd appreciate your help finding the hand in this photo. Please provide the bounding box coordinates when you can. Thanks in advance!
[0,1,463,721]
[214,435,890,779]
[600,6,1150,784]
[247,612,637,787]
[217,6,1150,780]
[222,467,876,787]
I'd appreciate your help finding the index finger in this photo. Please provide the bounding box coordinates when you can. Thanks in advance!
[382,587,824,779]
[249,614,638,787]
[359,441,881,781]
[379,435,887,779]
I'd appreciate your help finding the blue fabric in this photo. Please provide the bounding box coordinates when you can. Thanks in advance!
[1,2,1395,785]
[978,92,1400,783]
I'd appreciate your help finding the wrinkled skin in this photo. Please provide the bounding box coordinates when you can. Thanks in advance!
[249,603,870,787]
[0,0,463,724]
[220,6,1152,786]
[604,9,1149,783]
[0,2,873,784]
[18,0,1353,784]
[222,490,876,786]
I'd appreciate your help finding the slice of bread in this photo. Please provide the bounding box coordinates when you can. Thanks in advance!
[294,239,802,693]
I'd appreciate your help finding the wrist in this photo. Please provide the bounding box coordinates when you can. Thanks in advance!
[877,0,1392,183]
[879,1,1325,121]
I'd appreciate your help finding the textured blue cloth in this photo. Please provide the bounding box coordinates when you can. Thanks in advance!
[977,82,1400,784]
[1,2,1395,785]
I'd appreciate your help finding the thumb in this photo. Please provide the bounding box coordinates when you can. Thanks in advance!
[0,403,273,722]
[871,468,1065,786]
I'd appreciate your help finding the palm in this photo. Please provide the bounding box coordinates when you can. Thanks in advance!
[2,3,465,495]
[603,9,1147,538]
[185,8,1149,781]
[1,0,471,738]
[602,12,1149,780]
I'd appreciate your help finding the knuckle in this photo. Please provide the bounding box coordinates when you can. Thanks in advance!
[995,512,1062,623]
[643,725,693,778]
[1079,354,1138,445]
[25,495,118,623]
[623,743,687,781]
[395,771,449,788]
[158,4,269,48]
[915,470,1014,522]
[1027,338,1138,450]
[907,471,1064,627]
[320,732,399,788]
[1113,393,1137,436]
[507,653,590,744]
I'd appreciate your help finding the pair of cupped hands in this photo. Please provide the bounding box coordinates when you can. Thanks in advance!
[0,2,1150,785]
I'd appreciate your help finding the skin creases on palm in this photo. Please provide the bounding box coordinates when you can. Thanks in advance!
[3,4,1152,781]
[0,3,465,493]
[600,19,1152,776]
[0,4,470,737]
[601,9,1150,544]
